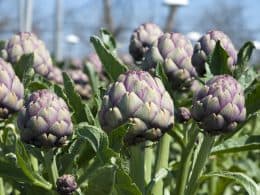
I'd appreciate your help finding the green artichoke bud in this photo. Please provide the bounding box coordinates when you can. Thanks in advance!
[1,32,53,77]
[99,70,174,145]
[67,69,92,99]
[18,90,73,147]
[0,58,24,118]
[129,23,163,61]
[56,174,77,195]
[191,75,246,134]
[175,107,191,123]
[192,30,237,76]
[47,66,63,84]
[142,32,197,90]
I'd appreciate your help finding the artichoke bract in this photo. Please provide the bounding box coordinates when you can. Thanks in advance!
[99,70,174,145]
[67,69,92,99]
[191,75,246,134]
[175,107,191,123]
[142,32,197,90]
[192,30,237,76]
[47,66,63,84]
[56,174,77,195]
[1,32,53,77]
[18,90,73,147]
[129,23,163,62]
[0,58,24,118]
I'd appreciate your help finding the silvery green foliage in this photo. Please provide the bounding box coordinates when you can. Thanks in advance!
[0,58,24,118]
[67,69,92,99]
[1,32,53,77]
[129,23,163,61]
[192,30,237,76]
[99,70,174,145]
[18,89,73,147]
[142,33,198,90]
[56,174,77,195]
[191,75,246,134]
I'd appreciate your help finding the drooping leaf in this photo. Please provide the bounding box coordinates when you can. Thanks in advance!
[211,135,260,155]
[199,171,259,195]
[90,36,128,81]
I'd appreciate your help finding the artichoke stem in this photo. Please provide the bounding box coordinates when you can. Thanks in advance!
[0,177,4,195]
[144,141,153,184]
[44,150,59,189]
[130,143,146,194]
[209,157,217,195]
[151,133,171,195]
[175,127,198,195]
[186,135,215,195]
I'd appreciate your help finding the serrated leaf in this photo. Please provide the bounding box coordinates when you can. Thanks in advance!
[85,165,116,195]
[235,41,255,78]
[76,123,108,153]
[13,53,34,82]
[209,41,231,75]
[245,81,260,115]
[238,68,257,90]
[211,135,260,155]
[90,36,128,81]
[62,72,89,124]
[100,28,117,53]
[15,141,52,190]
[199,171,259,195]
[114,169,142,195]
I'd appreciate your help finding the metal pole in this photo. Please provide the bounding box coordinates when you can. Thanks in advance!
[164,5,178,32]
[54,0,63,61]
[25,0,33,32]
[19,0,25,32]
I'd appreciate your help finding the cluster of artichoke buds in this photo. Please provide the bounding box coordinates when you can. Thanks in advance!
[99,70,174,145]
[191,75,246,134]
[192,30,237,76]
[141,32,198,91]
[56,174,77,195]
[0,58,24,119]
[18,89,73,148]
[1,32,54,78]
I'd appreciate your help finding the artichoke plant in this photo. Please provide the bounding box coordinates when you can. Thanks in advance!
[56,174,77,195]
[47,66,63,84]
[129,23,163,62]
[1,32,53,77]
[191,75,246,134]
[67,69,92,99]
[99,70,174,145]
[141,32,197,90]
[192,30,237,76]
[0,58,24,119]
[17,89,73,147]
[175,107,191,123]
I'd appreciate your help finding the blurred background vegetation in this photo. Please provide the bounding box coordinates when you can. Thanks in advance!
[0,0,259,66]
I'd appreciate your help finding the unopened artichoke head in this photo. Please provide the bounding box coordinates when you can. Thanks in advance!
[99,70,174,145]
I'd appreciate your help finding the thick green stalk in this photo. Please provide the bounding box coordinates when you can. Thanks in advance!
[185,135,215,195]
[144,141,153,184]
[151,133,171,195]
[130,143,145,194]
[30,154,38,172]
[0,178,5,195]
[175,127,198,195]
[44,150,59,188]
[209,156,217,195]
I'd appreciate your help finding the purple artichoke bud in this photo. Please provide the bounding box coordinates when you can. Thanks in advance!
[175,107,191,123]
[191,75,246,134]
[86,53,103,74]
[1,32,53,77]
[56,174,77,195]
[129,23,163,61]
[47,66,63,84]
[17,90,73,147]
[99,70,174,145]
[67,69,92,99]
[142,32,197,90]
[119,53,135,68]
[0,58,24,118]
[192,30,237,76]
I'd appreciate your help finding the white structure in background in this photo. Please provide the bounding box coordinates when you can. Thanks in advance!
[186,32,202,42]
[253,40,260,50]
[66,34,80,45]
[163,0,189,32]
[19,0,33,32]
